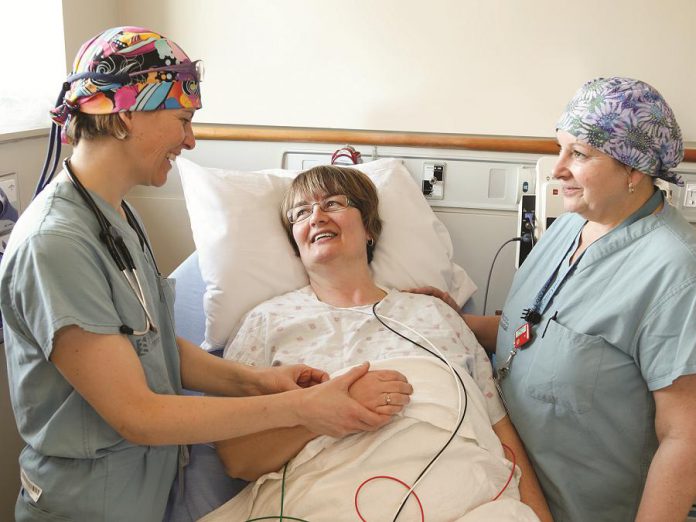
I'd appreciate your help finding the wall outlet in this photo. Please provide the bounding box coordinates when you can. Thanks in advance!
[684,183,696,208]
[0,173,19,207]
[422,162,445,199]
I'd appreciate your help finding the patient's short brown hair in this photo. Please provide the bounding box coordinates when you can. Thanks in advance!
[281,165,382,263]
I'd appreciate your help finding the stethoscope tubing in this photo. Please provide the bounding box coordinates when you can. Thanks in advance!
[63,158,158,335]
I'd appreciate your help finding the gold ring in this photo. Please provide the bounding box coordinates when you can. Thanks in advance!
[386,393,392,406]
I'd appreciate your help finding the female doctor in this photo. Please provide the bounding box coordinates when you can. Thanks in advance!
[422,77,696,521]
[0,27,410,521]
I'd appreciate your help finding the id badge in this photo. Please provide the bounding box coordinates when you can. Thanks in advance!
[514,322,532,349]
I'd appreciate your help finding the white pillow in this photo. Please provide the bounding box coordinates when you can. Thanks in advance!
[177,157,477,350]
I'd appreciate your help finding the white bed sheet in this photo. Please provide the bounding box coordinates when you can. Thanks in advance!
[200,357,539,522]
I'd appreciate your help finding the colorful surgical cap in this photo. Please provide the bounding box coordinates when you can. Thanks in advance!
[556,77,684,186]
[50,26,202,128]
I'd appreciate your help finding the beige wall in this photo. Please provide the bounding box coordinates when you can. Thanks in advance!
[120,0,696,141]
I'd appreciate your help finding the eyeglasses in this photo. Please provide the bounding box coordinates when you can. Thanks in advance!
[287,195,353,224]
[66,60,205,85]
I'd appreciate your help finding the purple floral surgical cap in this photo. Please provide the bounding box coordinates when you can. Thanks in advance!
[556,77,684,186]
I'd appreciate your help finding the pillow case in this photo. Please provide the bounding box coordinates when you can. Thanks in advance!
[177,157,476,350]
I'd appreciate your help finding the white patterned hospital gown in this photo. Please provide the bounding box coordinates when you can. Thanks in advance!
[223,286,506,425]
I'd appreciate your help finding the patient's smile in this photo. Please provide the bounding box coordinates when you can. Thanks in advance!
[312,232,336,243]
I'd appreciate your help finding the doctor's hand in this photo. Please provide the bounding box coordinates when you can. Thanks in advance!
[349,369,413,416]
[296,362,395,438]
[255,364,329,394]
[406,285,461,314]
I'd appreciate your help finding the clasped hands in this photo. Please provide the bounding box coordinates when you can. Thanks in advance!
[259,362,413,438]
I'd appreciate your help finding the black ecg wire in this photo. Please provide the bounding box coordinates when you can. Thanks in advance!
[371,302,469,521]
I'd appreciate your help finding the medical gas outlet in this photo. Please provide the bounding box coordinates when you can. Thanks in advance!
[422,162,446,199]
[685,183,696,208]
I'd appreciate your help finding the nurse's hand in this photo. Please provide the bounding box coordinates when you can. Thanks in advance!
[406,285,461,313]
[297,362,393,437]
[256,364,329,394]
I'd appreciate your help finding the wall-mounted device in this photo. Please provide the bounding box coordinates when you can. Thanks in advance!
[422,162,446,199]
[515,194,536,268]
[516,156,564,267]
[534,156,564,238]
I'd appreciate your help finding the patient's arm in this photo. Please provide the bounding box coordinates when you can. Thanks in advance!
[461,314,500,354]
[493,416,553,522]
[216,369,412,481]
[217,425,316,481]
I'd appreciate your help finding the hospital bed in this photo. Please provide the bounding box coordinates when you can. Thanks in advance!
[159,147,696,521]
[161,151,522,520]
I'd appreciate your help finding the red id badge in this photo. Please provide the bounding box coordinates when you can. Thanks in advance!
[514,322,532,349]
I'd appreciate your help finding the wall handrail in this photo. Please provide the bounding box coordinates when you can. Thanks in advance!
[193,123,696,162]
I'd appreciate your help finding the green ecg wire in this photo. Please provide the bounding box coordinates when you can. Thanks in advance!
[246,463,310,522]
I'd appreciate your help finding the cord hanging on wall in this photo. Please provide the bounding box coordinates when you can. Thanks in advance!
[331,145,362,165]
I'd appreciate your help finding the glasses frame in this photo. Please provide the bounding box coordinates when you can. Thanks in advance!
[287,194,353,224]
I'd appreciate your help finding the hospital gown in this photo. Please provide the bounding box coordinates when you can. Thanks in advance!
[0,180,182,521]
[213,287,539,521]
[496,194,696,521]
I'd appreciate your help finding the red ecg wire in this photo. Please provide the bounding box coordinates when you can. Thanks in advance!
[353,443,516,521]
[354,475,425,522]
[492,443,517,501]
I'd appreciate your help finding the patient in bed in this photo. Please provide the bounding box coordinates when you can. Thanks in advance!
[202,165,550,522]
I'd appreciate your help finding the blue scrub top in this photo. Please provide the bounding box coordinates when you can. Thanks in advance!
[0,179,183,521]
[496,196,696,521]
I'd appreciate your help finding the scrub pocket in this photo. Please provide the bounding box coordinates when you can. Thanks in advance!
[524,319,608,414]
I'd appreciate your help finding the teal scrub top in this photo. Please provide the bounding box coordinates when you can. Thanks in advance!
[0,179,183,521]
[496,194,696,521]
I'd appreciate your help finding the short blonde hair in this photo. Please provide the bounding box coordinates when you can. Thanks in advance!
[280,165,382,263]
[64,112,129,145]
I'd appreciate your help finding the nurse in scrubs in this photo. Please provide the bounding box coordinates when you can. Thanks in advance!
[0,26,410,521]
[422,77,696,521]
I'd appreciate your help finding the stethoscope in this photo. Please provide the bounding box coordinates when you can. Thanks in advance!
[63,158,159,336]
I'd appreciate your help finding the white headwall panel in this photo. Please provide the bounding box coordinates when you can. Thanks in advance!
[115,0,696,141]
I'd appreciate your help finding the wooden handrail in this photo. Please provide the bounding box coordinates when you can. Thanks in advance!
[193,123,696,162]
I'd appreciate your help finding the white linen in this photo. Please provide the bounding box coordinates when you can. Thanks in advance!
[177,157,477,350]
[224,287,505,424]
[200,357,538,522]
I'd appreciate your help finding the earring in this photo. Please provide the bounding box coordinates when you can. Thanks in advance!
[367,238,375,247]
[628,181,635,194]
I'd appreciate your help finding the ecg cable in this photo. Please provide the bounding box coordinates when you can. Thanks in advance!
[247,299,517,521]
[370,302,470,521]
[483,234,532,315]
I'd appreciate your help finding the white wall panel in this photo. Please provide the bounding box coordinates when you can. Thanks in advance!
[118,0,696,141]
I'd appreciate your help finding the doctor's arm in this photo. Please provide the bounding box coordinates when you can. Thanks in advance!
[493,416,553,522]
[216,369,413,480]
[50,326,394,445]
[635,374,696,522]
[176,335,325,396]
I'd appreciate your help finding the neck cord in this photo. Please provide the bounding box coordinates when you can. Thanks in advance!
[524,188,664,325]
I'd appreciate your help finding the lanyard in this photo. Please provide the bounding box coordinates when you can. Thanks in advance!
[498,189,663,381]
[524,188,663,324]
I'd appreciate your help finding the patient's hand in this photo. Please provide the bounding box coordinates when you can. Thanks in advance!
[349,370,413,415]
[405,286,460,313]
[256,364,329,394]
